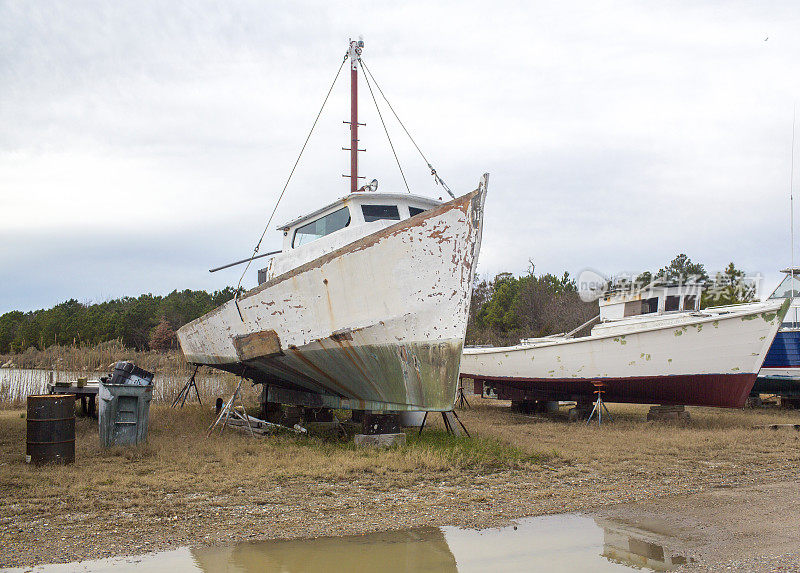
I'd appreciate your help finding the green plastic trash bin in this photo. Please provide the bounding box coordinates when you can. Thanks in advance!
[98,381,153,447]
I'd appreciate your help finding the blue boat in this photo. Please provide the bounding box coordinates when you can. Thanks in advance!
[754,268,800,406]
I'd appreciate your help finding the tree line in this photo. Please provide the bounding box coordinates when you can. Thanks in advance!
[466,254,756,346]
[0,288,238,354]
[0,254,756,355]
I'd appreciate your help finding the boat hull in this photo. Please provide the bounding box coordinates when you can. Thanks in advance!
[754,330,800,397]
[178,178,487,411]
[461,299,789,409]
[469,372,757,409]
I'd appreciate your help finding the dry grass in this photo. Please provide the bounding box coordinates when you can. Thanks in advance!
[0,405,547,487]
[460,400,800,487]
[2,399,800,568]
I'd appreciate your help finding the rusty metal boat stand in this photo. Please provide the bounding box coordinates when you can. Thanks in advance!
[586,381,613,426]
[172,364,202,408]
[456,379,471,409]
[418,410,470,437]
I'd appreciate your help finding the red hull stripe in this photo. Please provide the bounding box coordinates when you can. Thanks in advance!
[459,372,757,409]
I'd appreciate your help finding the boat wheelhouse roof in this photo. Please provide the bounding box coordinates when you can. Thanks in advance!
[769,269,800,300]
[277,192,442,231]
[600,282,703,305]
[599,282,702,321]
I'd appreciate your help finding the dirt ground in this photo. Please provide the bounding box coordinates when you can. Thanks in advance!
[1,398,799,570]
[594,480,800,571]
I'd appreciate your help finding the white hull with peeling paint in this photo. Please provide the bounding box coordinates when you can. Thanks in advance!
[461,299,788,408]
[178,178,487,411]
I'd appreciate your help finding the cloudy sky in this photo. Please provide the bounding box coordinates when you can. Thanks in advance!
[2,0,799,314]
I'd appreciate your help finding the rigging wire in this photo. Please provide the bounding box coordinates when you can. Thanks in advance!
[358,58,411,193]
[233,54,348,319]
[360,58,455,199]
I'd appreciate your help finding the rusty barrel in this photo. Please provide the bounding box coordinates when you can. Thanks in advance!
[26,395,75,465]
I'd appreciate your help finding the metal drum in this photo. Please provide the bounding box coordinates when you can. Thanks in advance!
[26,395,75,465]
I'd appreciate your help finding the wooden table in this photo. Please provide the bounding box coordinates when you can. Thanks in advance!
[48,383,99,417]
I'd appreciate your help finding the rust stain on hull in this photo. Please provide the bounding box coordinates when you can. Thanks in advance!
[288,346,363,399]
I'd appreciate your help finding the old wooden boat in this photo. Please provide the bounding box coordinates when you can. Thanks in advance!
[461,284,789,408]
[178,39,487,412]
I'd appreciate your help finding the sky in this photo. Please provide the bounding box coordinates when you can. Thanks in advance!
[1,0,800,314]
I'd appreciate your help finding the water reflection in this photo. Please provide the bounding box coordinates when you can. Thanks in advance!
[597,519,692,571]
[2,514,693,573]
[442,514,630,572]
[192,529,456,573]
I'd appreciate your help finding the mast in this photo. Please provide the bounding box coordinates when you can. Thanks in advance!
[346,38,365,193]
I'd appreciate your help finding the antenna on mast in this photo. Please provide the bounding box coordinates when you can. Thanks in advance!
[791,104,797,323]
[343,37,366,192]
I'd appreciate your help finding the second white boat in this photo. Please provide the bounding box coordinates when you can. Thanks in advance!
[461,285,789,408]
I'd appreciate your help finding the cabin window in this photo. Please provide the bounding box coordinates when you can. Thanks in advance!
[623,301,643,317]
[624,297,659,316]
[683,295,697,311]
[643,297,659,314]
[409,206,426,217]
[362,204,400,222]
[292,207,351,248]
[770,274,800,299]
[665,295,680,312]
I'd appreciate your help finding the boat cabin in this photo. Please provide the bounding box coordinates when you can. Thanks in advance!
[258,190,441,284]
[768,268,800,300]
[767,267,800,328]
[599,283,703,321]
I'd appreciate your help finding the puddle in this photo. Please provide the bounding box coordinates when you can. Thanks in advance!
[4,514,692,572]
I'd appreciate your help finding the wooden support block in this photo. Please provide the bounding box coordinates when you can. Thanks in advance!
[647,405,690,422]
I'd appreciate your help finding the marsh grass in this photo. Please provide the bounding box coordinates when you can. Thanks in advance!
[0,343,254,405]
[1,340,185,374]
